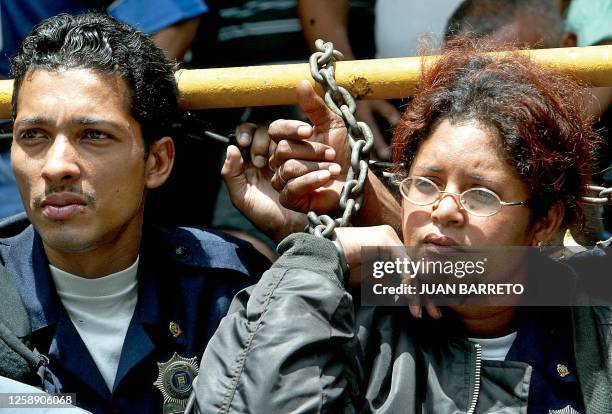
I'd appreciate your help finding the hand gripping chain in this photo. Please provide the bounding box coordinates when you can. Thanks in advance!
[306,40,375,275]
[307,39,374,234]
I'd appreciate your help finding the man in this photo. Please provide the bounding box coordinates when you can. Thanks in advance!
[0,12,269,413]
[0,0,208,221]
[444,0,564,48]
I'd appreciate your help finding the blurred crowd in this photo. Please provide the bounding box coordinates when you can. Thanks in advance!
[1,0,611,250]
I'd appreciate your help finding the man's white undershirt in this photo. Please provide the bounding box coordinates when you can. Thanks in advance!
[50,258,139,391]
[469,332,518,361]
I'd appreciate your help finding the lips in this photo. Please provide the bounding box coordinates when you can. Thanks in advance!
[421,233,463,254]
[40,193,87,220]
[422,233,459,246]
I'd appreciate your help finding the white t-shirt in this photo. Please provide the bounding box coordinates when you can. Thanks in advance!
[469,332,518,361]
[50,258,139,391]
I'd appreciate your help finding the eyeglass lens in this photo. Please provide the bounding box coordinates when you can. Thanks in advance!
[401,177,501,216]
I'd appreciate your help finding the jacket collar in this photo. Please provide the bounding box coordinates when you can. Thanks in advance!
[3,226,60,332]
[1,222,257,333]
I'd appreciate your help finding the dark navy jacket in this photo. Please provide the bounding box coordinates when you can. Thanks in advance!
[0,214,270,413]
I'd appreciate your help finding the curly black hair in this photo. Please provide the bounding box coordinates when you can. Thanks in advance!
[10,12,180,146]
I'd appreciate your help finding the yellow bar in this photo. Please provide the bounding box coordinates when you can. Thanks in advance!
[0,80,12,118]
[178,45,612,110]
[1,45,611,118]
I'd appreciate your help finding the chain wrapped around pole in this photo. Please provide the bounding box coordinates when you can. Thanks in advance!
[306,40,374,242]
[583,185,612,205]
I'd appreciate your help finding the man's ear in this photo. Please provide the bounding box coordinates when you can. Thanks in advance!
[531,202,565,246]
[145,136,175,189]
[561,32,577,47]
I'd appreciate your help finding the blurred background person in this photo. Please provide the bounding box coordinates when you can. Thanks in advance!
[375,0,463,57]
[562,0,612,238]
[299,0,399,160]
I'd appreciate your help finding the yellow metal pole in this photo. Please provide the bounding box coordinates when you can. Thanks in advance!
[0,80,12,118]
[0,45,610,118]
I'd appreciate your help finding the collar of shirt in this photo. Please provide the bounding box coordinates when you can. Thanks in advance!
[1,223,263,334]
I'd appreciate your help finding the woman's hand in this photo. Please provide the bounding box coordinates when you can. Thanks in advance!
[335,225,442,320]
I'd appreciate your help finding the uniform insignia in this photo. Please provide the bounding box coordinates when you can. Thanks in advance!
[169,321,183,338]
[556,363,570,378]
[153,352,199,414]
[549,405,581,414]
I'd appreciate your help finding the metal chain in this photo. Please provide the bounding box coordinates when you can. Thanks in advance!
[306,39,374,239]
[584,185,612,205]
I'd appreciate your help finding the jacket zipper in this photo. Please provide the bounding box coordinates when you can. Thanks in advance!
[467,342,482,414]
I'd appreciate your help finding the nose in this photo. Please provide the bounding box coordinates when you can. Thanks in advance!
[430,193,465,227]
[41,136,81,185]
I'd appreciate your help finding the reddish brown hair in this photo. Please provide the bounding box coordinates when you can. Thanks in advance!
[392,39,601,228]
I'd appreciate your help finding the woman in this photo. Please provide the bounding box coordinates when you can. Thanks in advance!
[190,42,610,413]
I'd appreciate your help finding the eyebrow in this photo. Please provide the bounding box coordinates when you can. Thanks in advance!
[14,116,128,133]
[466,173,494,184]
[414,164,495,183]
[71,117,127,132]
[13,116,51,128]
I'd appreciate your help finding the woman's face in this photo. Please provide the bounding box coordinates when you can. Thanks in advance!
[402,119,537,248]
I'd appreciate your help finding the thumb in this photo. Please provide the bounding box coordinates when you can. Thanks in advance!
[221,145,248,207]
[296,79,341,129]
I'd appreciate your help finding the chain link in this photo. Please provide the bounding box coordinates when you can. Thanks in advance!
[583,185,612,205]
[306,39,374,240]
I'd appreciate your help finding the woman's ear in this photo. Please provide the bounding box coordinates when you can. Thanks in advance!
[145,136,175,189]
[531,202,565,246]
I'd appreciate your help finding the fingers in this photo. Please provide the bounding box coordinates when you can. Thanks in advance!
[409,302,422,319]
[371,122,392,161]
[271,159,341,191]
[424,302,442,320]
[369,100,400,160]
[235,123,256,146]
[235,123,273,168]
[278,170,334,211]
[268,119,313,146]
[355,100,391,160]
[221,146,247,208]
[296,79,342,128]
[269,139,336,169]
[250,125,271,168]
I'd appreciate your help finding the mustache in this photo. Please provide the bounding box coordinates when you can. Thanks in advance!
[33,185,96,208]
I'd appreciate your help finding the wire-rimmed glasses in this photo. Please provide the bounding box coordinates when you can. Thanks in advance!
[399,176,528,217]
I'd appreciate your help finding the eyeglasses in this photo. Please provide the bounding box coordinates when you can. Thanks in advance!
[399,176,528,217]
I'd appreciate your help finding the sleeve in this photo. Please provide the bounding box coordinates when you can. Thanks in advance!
[108,0,208,35]
[191,233,364,413]
[567,237,612,302]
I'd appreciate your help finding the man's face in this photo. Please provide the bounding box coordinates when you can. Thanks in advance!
[12,69,151,255]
